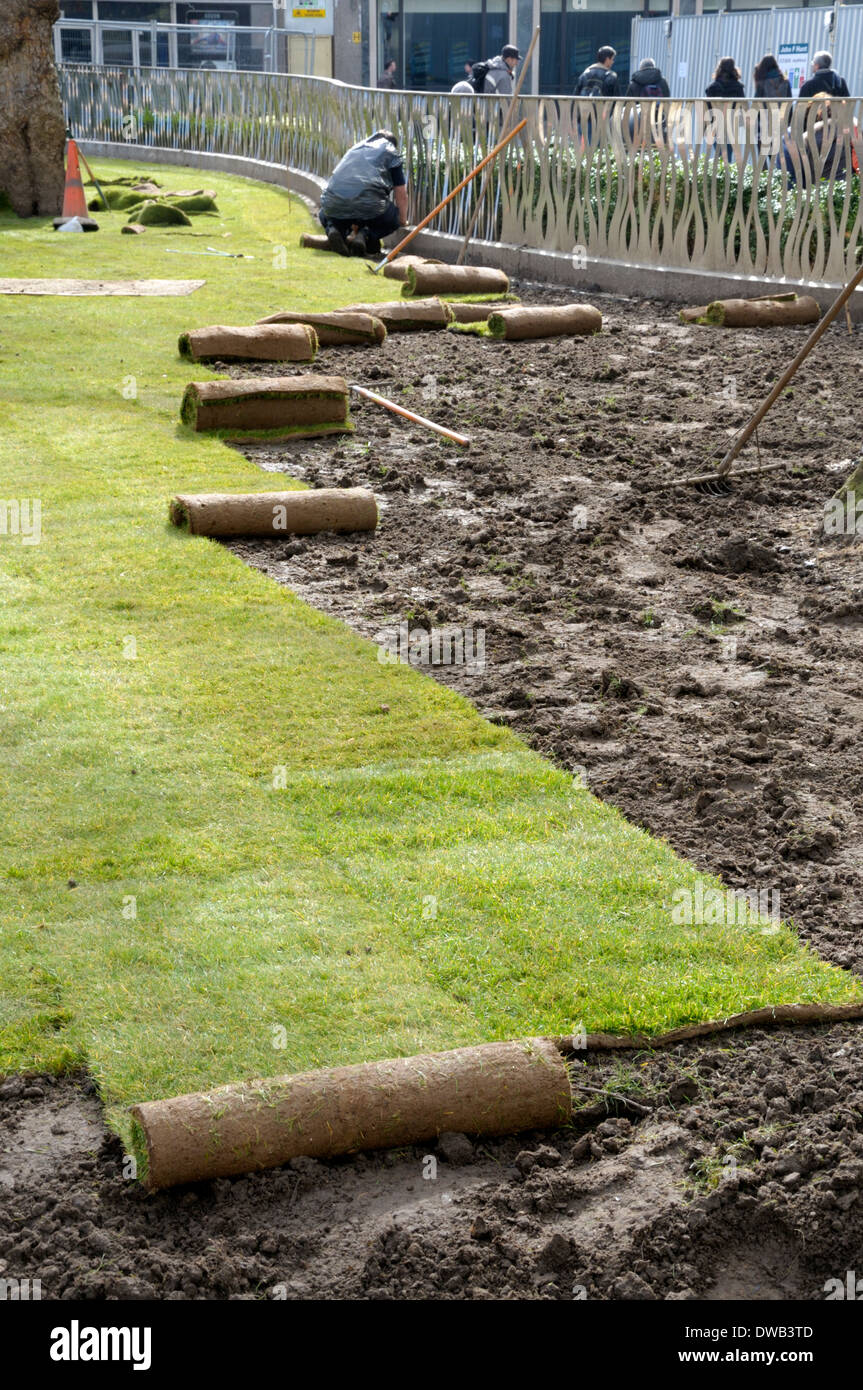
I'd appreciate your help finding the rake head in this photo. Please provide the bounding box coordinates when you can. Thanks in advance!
[693,475,734,497]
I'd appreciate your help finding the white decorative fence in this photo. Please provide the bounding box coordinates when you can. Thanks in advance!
[60,65,863,286]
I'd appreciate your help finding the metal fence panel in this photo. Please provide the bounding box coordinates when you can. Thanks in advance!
[634,7,855,99]
[766,7,837,93]
[630,17,670,91]
[672,14,719,100]
[834,4,863,99]
[717,10,773,96]
[59,65,863,285]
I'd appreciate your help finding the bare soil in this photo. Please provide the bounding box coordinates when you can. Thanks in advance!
[5,282,863,1301]
[4,1020,863,1301]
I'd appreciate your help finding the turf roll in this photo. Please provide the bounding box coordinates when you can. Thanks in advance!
[256,310,386,346]
[180,375,351,440]
[178,323,318,363]
[299,232,332,250]
[170,486,378,538]
[402,264,509,298]
[340,297,454,331]
[129,1037,572,1189]
[382,254,443,282]
[448,301,514,323]
[681,295,821,328]
[487,304,602,340]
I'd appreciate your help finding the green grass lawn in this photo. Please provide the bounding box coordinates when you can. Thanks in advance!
[1,161,858,1142]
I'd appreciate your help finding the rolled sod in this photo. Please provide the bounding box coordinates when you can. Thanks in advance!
[382,254,443,282]
[180,375,351,440]
[340,297,454,331]
[256,309,386,346]
[448,300,514,323]
[129,1038,572,1189]
[487,304,603,340]
[170,486,378,537]
[299,232,332,250]
[680,295,821,328]
[178,323,318,363]
[402,264,509,298]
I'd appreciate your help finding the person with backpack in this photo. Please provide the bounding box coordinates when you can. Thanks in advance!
[574,46,620,98]
[799,51,850,99]
[480,44,521,97]
[753,54,792,98]
[705,57,745,99]
[319,130,408,258]
[626,58,670,100]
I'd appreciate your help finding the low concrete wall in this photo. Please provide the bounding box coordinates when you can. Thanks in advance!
[81,141,863,315]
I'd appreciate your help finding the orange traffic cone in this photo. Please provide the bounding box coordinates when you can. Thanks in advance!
[53,138,98,231]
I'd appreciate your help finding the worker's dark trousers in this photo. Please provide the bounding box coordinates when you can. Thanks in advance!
[319,202,400,246]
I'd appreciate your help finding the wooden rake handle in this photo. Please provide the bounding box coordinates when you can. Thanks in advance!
[717,260,863,478]
[349,383,470,446]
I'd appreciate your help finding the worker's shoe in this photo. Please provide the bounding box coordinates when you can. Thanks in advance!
[349,229,369,257]
[325,223,350,257]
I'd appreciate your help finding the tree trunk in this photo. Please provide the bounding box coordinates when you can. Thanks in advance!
[0,0,66,217]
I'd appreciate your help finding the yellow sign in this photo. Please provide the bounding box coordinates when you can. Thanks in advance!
[352,30,361,43]
[292,8,325,16]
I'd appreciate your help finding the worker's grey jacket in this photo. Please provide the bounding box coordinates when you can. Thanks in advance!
[320,137,405,221]
[484,55,514,96]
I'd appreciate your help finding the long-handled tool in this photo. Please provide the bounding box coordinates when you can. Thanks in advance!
[679,260,863,490]
[71,137,110,212]
[165,247,254,259]
[369,118,528,274]
[349,383,470,446]
[456,26,540,266]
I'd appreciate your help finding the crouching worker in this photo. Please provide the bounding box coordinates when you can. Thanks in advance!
[319,129,408,257]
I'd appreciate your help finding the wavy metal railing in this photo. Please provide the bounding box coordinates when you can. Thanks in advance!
[61,65,863,284]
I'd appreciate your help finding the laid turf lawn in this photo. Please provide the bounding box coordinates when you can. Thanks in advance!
[1,161,858,1142]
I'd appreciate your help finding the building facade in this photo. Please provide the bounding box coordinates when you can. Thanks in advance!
[55,0,863,92]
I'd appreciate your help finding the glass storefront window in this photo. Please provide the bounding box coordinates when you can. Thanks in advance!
[541,0,641,94]
[391,0,508,92]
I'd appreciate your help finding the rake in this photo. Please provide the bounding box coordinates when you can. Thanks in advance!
[348,383,470,445]
[677,258,863,492]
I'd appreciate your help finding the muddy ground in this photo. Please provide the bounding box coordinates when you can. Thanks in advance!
[4,282,863,1301]
[4,1021,863,1301]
